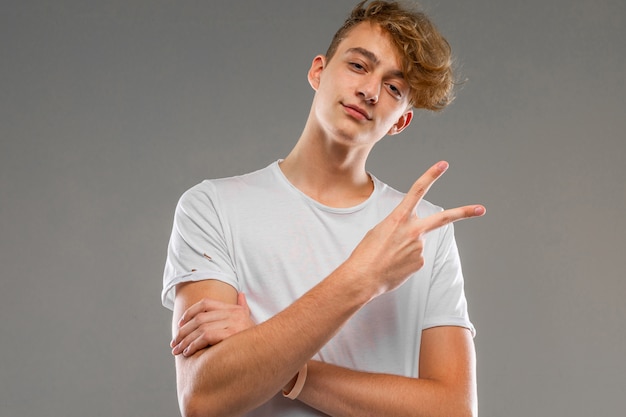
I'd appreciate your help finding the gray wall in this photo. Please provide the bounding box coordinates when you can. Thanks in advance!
[2,1,625,416]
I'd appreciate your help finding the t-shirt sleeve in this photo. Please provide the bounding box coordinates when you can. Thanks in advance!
[161,182,239,310]
[422,222,476,337]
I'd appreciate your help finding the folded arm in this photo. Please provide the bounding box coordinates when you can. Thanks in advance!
[174,284,477,417]
[297,326,477,417]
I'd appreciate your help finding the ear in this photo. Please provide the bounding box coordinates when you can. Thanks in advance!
[307,55,326,91]
[387,109,413,135]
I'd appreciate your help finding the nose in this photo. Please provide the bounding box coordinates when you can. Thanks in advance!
[357,77,380,104]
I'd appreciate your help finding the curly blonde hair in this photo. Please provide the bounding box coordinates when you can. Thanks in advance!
[326,0,455,111]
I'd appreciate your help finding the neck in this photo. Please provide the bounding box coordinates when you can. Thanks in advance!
[280,126,375,208]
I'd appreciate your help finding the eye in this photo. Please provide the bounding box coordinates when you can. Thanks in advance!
[349,62,366,71]
[386,83,402,98]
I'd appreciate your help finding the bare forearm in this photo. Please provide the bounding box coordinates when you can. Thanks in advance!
[177,264,374,417]
[297,360,476,417]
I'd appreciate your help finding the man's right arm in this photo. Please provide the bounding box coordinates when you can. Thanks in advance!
[173,262,377,417]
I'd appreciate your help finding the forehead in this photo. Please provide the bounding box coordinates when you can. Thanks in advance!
[336,21,403,71]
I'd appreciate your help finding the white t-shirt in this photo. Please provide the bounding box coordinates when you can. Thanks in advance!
[162,161,474,416]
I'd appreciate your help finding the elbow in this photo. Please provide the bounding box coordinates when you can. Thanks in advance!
[178,388,242,417]
[178,390,206,417]
[178,388,219,417]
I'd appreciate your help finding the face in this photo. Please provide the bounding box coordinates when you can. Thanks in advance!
[308,21,413,147]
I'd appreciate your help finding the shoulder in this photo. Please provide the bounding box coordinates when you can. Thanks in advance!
[178,163,277,209]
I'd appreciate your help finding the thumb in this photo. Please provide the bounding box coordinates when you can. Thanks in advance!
[237,292,250,312]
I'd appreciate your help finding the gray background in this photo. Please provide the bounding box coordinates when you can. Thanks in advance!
[2,0,625,416]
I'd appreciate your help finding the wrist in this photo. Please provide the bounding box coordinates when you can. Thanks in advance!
[334,259,381,304]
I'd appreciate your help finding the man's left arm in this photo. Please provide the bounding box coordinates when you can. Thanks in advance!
[295,326,477,417]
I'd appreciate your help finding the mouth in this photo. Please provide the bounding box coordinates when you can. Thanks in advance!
[342,103,371,121]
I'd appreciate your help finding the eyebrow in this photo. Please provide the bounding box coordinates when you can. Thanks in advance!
[345,47,405,79]
[346,47,380,65]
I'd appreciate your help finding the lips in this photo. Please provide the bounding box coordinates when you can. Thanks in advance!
[342,103,371,121]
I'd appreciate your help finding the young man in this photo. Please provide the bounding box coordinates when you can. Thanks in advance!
[162,1,485,416]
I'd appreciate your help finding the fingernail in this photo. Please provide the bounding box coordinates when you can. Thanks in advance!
[183,347,189,356]
[474,206,486,215]
[437,161,449,172]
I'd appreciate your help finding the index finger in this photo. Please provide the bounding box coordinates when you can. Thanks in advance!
[420,204,486,235]
[395,161,449,216]
[178,297,230,327]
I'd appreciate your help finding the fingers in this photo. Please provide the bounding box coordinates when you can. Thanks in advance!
[172,308,236,354]
[419,204,486,234]
[177,297,230,327]
[172,322,226,356]
[171,298,232,352]
[237,292,249,312]
[395,161,449,216]
[171,293,254,356]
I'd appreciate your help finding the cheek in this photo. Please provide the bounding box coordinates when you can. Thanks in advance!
[376,115,403,136]
[382,103,409,124]
[315,78,337,101]
[377,110,399,128]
